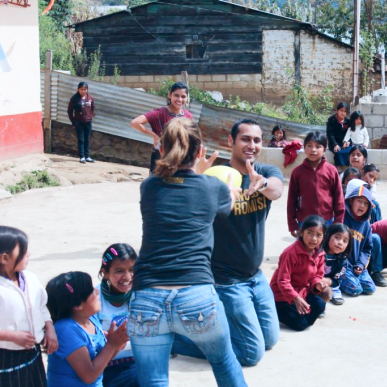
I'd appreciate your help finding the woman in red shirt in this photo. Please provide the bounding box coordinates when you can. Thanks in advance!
[270,215,330,331]
[130,82,193,172]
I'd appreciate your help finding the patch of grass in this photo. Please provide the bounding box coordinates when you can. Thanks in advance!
[6,170,60,195]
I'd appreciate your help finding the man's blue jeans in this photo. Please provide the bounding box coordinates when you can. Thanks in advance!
[129,285,247,387]
[173,270,279,366]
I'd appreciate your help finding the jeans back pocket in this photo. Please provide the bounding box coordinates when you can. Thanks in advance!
[178,302,217,335]
[129,309,162,337]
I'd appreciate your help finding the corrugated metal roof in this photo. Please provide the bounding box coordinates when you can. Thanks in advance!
[41,70,202,144]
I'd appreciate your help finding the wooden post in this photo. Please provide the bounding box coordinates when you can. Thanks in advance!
[181,71,190,108]
[353,0,361,101]
[43,50,52,153]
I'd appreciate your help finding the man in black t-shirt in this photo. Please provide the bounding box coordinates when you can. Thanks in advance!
[172,119,284,366]
[211,119,284,366]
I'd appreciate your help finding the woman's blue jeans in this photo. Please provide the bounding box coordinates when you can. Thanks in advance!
[129,285,247,387]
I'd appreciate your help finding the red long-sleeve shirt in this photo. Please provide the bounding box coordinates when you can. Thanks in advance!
[270,240,325,304]
[371,220,387,246]
[287,157,345,232]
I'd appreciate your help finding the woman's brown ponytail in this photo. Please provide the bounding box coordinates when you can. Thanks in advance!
[154,118,202,178]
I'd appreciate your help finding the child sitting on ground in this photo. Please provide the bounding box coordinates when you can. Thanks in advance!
[97,244,139,387]
[268,124,288,148]
[322,224,352,305]
[46,272,128,387]
[271,216,330,331]
[287,131,345,237]
[341,185,376,296]
[0,226,58,387]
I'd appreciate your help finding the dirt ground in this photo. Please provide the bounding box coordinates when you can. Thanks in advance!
[0,153,148,190]
[0,153,386,387]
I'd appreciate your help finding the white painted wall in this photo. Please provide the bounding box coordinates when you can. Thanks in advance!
[262,30,295,103]
[300,30,353,102]
[0,0,41,116]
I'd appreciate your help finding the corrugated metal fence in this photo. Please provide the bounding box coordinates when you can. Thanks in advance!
[41,70,202,145]
[41,70,325,157]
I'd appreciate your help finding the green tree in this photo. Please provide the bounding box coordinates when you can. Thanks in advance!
[39,0,74,72]
[40,0,73,31]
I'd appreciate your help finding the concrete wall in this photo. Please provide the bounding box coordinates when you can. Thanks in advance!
[0,0,43,160]
[257,148,387,180]
[103,29,353,105]
[51,122,152,167]
[351,103,387,145]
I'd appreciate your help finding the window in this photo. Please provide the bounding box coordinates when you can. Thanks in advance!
[186,44,207,60]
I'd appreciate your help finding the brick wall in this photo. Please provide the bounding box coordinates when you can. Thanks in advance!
[103,73,262,103]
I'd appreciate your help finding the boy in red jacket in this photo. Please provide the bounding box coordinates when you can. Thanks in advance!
[287,131,345,237]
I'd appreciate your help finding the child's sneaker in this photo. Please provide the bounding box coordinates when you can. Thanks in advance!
[80,157,86,164]
[331,286,344,305]
[86,157,95,163]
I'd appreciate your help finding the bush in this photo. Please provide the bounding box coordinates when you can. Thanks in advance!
[6,170,60,195]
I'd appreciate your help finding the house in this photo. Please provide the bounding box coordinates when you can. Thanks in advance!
[0,0,43,161]
[72,0,353,104]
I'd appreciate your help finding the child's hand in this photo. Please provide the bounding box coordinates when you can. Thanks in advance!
[42,322,58,354]
[313,282,328,294]
[106,321,129,349]
[293,296,311,315]
[290,230,298,238]
[342,142,350,149]
[333,145,341,152]
[11,331,36,349]
[354,266,363,275]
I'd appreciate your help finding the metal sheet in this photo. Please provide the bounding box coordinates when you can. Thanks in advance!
[40,70,202,144]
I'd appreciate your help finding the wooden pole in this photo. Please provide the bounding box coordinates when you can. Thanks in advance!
[43,50,52,153]
[181,71,190,108]
[353,0,361,101]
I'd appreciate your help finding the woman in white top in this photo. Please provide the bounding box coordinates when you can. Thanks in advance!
[342,111,369,148]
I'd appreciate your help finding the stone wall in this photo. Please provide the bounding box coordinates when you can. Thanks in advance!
[351,103,387,145]
[51,122,152,167]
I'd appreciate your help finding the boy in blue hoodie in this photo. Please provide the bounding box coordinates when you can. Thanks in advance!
[342,185,376,296]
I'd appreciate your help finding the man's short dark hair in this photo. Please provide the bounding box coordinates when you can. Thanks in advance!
[303,131,327,149]
[230,119,260,141]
